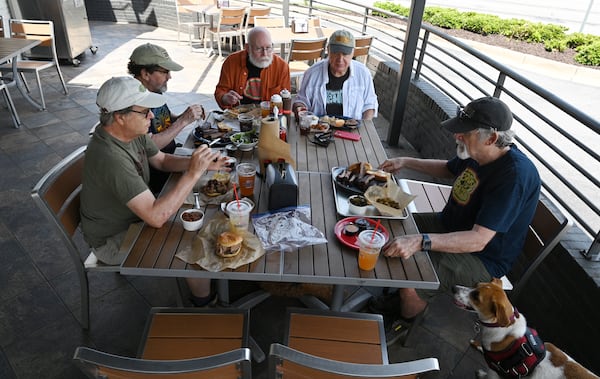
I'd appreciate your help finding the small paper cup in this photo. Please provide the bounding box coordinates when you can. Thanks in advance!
[180,209,204,231]
[348,195,369,215]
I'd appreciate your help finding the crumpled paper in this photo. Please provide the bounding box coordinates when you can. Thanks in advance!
[176,214,265,272]
[364,179,417,217]
[185,172,235,206]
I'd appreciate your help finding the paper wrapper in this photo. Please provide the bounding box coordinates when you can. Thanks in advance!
[364,179,417,217]
[185,173,234,206]
[176,214,266,272]
[257,116,295,176]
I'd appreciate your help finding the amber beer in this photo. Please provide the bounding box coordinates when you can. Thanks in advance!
[236,163,256,197]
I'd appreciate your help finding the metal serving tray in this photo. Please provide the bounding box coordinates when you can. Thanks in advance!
[331,167,409,219]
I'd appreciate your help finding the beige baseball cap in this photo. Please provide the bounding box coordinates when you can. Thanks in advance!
[129,43,183,71]
[96,76,166,113]
[328,30,355,55]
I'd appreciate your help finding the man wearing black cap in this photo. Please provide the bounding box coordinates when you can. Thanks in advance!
[372,97,541,345]
[293,29,378,120]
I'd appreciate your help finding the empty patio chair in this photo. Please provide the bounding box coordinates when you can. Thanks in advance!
[175,0,211,51]
[286,37,327,90]
[268,307,439,378]
[0,19,68,110]
[74,307,252,378]
[204,7,247,57]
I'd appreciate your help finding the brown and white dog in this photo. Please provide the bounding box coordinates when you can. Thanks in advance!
[453,278,598,379]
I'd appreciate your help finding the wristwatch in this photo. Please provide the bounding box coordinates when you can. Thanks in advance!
[421,234,431,251]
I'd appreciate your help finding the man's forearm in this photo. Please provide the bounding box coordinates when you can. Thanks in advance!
[400,157,453,179]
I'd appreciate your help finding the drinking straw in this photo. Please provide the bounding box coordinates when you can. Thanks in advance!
[371,219,382,242]
[232,182,241,209]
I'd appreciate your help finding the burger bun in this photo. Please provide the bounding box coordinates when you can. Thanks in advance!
[216,232,243,258]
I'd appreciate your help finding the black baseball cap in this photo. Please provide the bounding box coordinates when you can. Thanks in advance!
[442,97,513,133]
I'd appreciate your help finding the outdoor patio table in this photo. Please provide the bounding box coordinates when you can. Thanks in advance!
[0,38,43,125]
[119,118,440,311]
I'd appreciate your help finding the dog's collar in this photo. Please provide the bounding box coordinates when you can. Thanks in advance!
[479,308,520,328]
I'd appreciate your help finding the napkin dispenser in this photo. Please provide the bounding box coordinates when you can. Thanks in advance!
[292,18,308,33]
[266,162,298,211]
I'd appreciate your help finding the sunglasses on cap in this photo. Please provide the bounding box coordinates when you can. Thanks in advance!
[456,106,498,131]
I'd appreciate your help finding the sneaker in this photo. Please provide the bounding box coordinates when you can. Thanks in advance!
[189,293,218,307]
[368,292,401,314]
[385,318,410,346]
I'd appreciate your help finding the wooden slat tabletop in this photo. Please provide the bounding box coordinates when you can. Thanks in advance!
[120,119,439,290]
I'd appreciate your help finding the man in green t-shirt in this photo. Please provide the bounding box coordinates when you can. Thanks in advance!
[81,76,228,307]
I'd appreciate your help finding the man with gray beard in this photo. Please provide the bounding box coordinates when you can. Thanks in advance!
[215,27,290,109]
[372,97,541,346]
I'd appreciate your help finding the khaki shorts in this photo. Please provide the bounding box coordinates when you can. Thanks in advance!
[91,229,129,265]
[414,213,492,300]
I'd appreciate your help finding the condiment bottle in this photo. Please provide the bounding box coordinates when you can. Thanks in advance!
[270,94,283,114]
[280,89,292,125]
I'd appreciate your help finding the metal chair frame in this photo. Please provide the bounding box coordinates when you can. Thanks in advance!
[0,19,68,110]
[31,146,120,330]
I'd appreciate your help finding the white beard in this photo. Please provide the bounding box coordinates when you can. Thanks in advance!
[456,141,471,159]
[249,54,273,69]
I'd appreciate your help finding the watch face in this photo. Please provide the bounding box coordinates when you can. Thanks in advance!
[422,234,431,251]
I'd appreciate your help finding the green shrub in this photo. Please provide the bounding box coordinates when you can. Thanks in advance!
[425,7,464,29]
[372,1,599,66]
[575,41,600,65]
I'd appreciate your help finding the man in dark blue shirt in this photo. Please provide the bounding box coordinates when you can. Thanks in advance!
[375,97,541,345]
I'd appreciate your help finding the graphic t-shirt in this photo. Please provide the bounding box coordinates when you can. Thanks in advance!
[242,59,263,104]
[441,146,541,277]
[149,103,176,154]
[325,69,349,116]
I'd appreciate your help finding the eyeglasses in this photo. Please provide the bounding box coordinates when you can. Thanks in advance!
[153,68,170,75]
[129,109,152,118]
[456,106,497,131]
[252,46,273,53]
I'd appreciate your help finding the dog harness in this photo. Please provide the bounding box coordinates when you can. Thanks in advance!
[481,310,546,378]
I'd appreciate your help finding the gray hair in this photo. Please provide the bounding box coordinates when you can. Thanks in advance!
[99,106,133,126]
[247,27,271,47]
[478,128,515,147]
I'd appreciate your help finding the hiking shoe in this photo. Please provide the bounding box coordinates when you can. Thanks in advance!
[385,318,410,346]
[190,293,218,307]
[368,292,401,314]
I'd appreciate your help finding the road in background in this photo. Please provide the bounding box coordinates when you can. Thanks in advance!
[361,0,600,35]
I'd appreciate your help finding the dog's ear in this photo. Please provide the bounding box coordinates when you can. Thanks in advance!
[493,292,513,327]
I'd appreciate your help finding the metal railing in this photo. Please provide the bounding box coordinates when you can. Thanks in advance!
[245,0,600,240]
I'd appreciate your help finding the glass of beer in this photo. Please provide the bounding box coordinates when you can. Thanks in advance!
[260,101,271,118]
[236,163,256,197]
[357,230,386,271]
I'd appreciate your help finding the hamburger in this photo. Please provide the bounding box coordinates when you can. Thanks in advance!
[202,172,230,197]
[216,232,243,258]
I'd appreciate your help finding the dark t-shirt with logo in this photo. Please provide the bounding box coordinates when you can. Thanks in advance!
[242,59,263,104]
[325,69,350,116]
